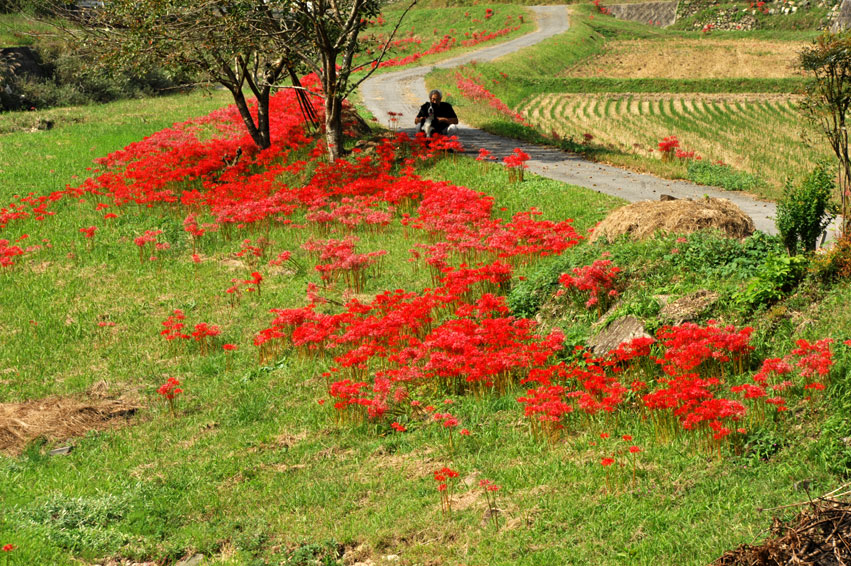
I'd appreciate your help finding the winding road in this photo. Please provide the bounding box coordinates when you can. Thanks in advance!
[360,5,781,234]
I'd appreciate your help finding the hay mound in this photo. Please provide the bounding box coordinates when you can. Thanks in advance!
[589,197,755,243]
[712,495,851,566]
[0,388,139,455]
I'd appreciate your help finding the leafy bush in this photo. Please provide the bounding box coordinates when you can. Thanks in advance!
[810,233,851,281]
[735,253,809,309]
[775,163,837,255]
[687,160,760,192]
[667,230,784,279]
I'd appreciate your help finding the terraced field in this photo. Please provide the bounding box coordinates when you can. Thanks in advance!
[519,92,830,188]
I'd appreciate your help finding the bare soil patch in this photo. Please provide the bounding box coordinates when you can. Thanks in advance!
[562,39,806,79]
[0,384,139,455]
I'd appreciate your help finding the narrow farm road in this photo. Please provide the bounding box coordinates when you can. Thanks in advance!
[359,5,780,235]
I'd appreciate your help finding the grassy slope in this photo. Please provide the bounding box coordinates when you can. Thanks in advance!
[1,7,851,566]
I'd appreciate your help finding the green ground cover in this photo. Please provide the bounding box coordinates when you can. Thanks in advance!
[2,4,851,565]
[1,85,851,566]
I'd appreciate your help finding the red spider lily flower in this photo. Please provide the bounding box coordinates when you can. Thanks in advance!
[223,344,238,351]
[2,544,13,551]
[601,457,615,467]
[600,433,609,439]
[622,435,633,442]
[391,422,407,432]
[629,445,641,454]
[459,428,470,436]
[157,377,183,400]
[79,226,97,239]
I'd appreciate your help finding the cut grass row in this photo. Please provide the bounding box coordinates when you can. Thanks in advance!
[517,92,827,194]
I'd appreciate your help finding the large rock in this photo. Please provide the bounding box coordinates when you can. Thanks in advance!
[588,315,651,356]
[588,197,755,243]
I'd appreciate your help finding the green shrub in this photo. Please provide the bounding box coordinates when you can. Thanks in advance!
[687,160,761,191]
[775,163,837,255]
[1,39,194,111]
[668,230,784,279]
[734,253,809,309]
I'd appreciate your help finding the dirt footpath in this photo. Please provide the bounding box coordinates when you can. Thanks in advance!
[359,6,789,236]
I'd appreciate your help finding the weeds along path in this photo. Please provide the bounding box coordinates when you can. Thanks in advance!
[359,5,780,235]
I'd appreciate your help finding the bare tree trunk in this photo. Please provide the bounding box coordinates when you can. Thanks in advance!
[231,89,271,150]
[324,95,344,162]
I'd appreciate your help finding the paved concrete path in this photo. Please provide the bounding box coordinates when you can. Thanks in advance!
[360,5,781,234]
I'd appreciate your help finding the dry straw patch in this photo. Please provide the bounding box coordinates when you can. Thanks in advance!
[562,39,807,79]
[0,383,139,455]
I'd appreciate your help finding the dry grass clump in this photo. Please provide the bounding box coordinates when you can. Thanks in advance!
[712,490,851,566]
[0,384,139,455]
[588,197,754,243]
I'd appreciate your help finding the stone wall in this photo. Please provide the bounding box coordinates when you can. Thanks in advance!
[607,1,680,26]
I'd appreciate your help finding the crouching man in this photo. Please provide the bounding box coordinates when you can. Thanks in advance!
[414,89,458,137]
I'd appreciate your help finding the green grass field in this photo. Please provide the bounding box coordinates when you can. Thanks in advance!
[2,3,851,566]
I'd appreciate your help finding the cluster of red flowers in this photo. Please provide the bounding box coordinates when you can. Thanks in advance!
[0,238,28,267]
[658,135,680,154]
[503,148,531,182]
[160,309,221,355]
[556,258,621,312]
[592,0,611,15]
[454,69,529,126]
[434,466,460,514]
[658,136,702,162]
[303,236,387,292]
[134,229,167,263]
[157,377,183,400]
[157,377,183,415]
[517,321,837,452]
[750,1,770,14]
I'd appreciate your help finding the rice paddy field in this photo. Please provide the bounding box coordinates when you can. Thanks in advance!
[518,92,830,188]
